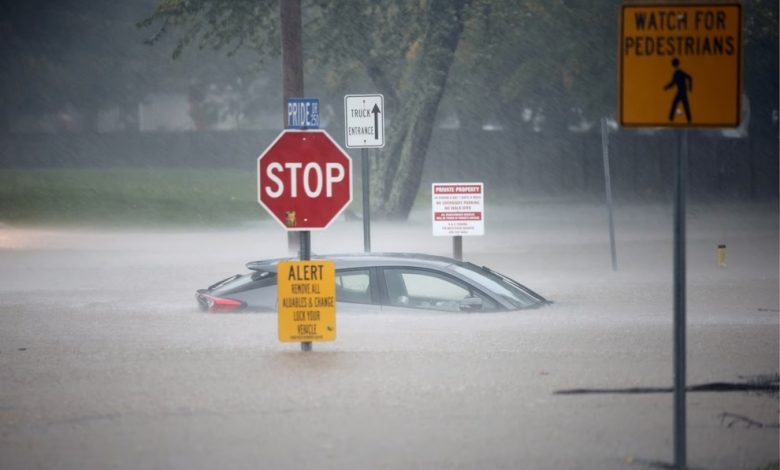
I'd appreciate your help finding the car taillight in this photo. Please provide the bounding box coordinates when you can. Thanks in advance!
[202,294,245,313]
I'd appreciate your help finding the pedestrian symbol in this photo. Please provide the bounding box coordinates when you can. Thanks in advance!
[664,58,693,123]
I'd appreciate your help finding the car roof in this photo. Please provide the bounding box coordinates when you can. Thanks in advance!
[246,252,461,272]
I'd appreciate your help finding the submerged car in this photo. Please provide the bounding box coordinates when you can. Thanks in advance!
[196,253,548,314]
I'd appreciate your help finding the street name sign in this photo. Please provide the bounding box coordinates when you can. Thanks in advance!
[287,98,320,129]
[344,94,384,148]
[257,130,352,230]
[432,183,484,237]
[619,2,742,127]
[277,260,336,342]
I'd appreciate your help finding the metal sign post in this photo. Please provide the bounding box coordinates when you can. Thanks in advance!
[361,148,371,252]
[453,236,463,261]
[345,94,385,254]
[300,230,312,352]
[285,97,320,266]
[601,118,618,271]
[673,130,688,467]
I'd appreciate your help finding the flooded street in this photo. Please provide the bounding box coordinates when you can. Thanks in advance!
[0,201,778,469]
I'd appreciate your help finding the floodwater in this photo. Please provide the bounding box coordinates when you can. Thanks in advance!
[0,201,777,469]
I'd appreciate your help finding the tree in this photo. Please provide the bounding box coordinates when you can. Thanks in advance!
[142,0,471,219]
[446,0,618,133]
[311,1,470,218]
[141,0,777,217]
[743,0,778,136]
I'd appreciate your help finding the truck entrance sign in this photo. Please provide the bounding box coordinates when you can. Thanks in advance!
[344,94,384,148]
[277,260,336,342]
[432,183,484,237]
[619,3,742,127]
[257,130,352,230]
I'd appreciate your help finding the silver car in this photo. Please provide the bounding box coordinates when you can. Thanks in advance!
[196,253,548,314]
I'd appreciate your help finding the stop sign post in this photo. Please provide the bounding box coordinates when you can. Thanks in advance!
[258,129,353,231]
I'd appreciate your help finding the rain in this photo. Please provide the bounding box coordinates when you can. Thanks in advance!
[0,1,778,469]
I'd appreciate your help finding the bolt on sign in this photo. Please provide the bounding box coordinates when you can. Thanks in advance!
[432,183,485,237]
[619,2,742,127]
[277,260,336,342]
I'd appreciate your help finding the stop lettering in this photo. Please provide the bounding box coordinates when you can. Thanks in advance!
[257,130,352,231]
[264,162,345,198]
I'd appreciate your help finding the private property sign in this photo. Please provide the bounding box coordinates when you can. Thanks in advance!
[277,260,336,342]
[619,3,742,127]
[432,183,484,237]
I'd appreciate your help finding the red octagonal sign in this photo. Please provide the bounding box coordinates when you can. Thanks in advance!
[258,130,352,230]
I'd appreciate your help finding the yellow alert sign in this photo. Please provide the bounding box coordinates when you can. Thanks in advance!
[619,3,742,127]
[277,260,336,342]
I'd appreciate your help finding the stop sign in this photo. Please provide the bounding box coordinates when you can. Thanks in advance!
[258,130,353,230]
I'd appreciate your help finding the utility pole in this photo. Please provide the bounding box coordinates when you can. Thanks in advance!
[280,0,303,255]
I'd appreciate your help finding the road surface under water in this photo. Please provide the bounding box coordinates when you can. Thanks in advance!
[0,202,777,469]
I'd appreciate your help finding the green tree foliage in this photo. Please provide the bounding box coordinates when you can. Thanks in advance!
[310,1,473,219]
[144,0,471,219]
[140,0,281,60]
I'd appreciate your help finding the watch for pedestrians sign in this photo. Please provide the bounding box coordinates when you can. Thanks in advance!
[344,94,384,148]
[619,3,742,128]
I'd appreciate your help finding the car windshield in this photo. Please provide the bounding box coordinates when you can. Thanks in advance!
[452,263,544,310]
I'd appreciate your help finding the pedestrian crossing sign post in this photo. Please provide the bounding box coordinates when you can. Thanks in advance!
[619,3,742,128]
[618,3,743,469]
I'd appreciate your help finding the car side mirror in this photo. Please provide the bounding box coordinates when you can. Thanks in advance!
[459,297,483,312]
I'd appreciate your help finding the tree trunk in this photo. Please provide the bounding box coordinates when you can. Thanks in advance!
[369,0,469,220]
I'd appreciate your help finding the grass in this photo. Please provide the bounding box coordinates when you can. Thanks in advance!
[0,168,268,227]
[0,169,482,227]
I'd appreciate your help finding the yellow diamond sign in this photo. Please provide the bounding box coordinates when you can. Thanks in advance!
[277,260,336,342]
[619,3,742,127]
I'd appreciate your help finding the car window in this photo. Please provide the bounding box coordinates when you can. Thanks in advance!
[452,264,544,309]
[335,269,372,304]
[383,268,497,312]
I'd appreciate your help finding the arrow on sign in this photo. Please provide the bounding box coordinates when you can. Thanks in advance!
[372,104,380,140]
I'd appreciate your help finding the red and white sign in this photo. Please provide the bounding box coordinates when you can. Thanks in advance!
[432,182,484,237]
[258,130,352,230]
